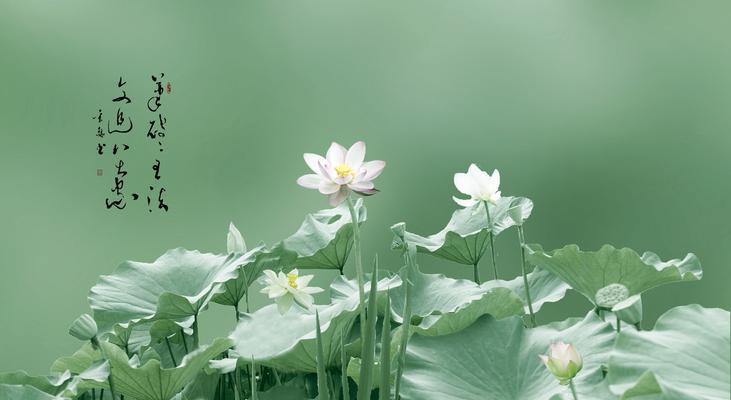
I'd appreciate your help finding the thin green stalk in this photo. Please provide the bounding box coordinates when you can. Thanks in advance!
[192,315,200,348]
[346,195,367,342]
[394,251,415,400]
[340,330,351,400]
[99,389,103,400]
[379,291,392,400]
[241,267,250,313]
[472,262,481,284]
[250,358,259,400]
[517,225,536,327]
[483,201,498,280]
[315,311,330,400]
[232,370,242,400]
[98,346,118,400]
[616,314,621,333]
[180,328,189,354]
[164,336,178,367]
[235,303,240,322]
[569,379,579,400]
[358,256,380,400]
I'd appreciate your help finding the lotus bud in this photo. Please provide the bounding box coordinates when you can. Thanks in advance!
[68,313,98,342]
[540,341,583,385]
[227,222,247,254]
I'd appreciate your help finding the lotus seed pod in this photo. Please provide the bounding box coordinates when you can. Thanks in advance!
[594,283,630,308]
[68,313,98,341]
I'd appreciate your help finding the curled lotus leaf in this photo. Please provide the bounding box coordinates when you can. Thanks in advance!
[525,244,702,309]
[398,197,533,265]
[607,305,730,399]
[89,248,234,333]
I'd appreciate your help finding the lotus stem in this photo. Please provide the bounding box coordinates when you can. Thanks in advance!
[379,290,392,400]
[616,314,621,333]
[235,303,240,322]
[394,250,415,400]
[98,345,118,400]
[192,314,200,348]
[99,389,103,400]
[346,195,367,342]
[517,225,537,327]
[569,379,579,400]
[164,336,178,367]
[180,328,189,354]
[483,201,499,280]
[358,256,380,400]
[472,262,481,284]
[250,357,259,400]
[315,311,331,400]
[341,329,351,400]
[232,369,242,400]
[241,267,250,314]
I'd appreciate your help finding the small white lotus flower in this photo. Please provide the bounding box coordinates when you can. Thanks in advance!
[540,341,583,385]
[227,222,247,254]
[452,164,501,207]
[259,269,324,315]
[296,141,386,206]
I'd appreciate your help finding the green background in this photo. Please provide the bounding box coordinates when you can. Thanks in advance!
[1,0,729,374]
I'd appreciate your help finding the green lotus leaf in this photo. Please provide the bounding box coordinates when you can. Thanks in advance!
[607,305,730,399]
[389,269,524,336]
[89,248,234,333]
[398,197,532,265]
[526,244,702,309]
[280,198,366,270]
[230,274,398,372]
[0,384,65,400]
[50,343,110,396]
[51,343,101,376]
[178,371,221,400]
[211,244,278,307]
[0,371,71,397]
[101,337,233,400]
[400,310,617,400]
[482,266,570,315]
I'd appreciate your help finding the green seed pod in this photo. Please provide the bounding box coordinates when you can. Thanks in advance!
[594,283,630,309]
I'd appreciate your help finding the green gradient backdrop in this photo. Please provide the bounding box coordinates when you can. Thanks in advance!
[1,0,729,374]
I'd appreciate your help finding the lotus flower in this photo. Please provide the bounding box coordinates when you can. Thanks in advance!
[297,141,386,206]
[453,164,501,207]
[259,269,324,315]
[540,341,583,385]
[227,222,246,254]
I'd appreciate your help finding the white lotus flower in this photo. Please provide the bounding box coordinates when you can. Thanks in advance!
[540,341,583,385]
[452,164,501,207]
[259,269,324,315]
[296,141,386,206]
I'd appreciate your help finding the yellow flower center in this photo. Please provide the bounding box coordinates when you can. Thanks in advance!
[287,272,298,289]
[335,163,354,178]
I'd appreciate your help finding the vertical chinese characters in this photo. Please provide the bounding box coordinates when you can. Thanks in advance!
[146,73,169,212]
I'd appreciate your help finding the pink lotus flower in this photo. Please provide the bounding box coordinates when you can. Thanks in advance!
[540,341,583,385]
[297,141,386,206]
